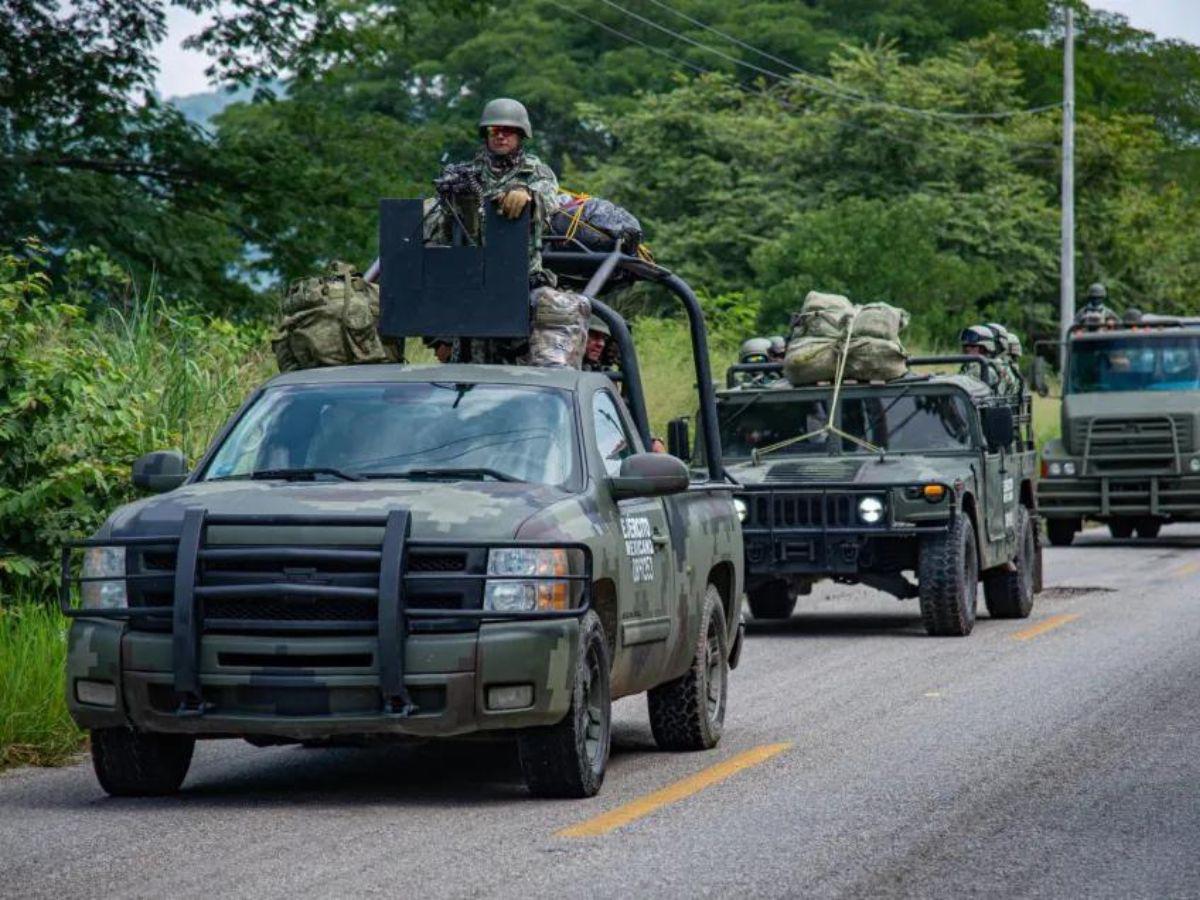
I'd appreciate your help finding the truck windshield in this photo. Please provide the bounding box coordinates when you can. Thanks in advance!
[1069,335,1200,393]
[203,382,578,487]
[840,393,974,453]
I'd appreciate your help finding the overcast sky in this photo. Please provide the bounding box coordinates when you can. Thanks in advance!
[154,2,1200,99]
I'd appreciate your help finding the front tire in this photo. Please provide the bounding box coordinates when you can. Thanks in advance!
[918,514,979,636]
[648,584,728,751]
[746,580,796,620]
[90,728,194,797]
[1108,519,1134,539]
[518,611,611,798]
[1046,517,1078,547]
[984,506,1036,619]
[1135,518,1162,539]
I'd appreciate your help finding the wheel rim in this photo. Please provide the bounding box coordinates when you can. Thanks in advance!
[581,641,608,773]
[704,616,724,722]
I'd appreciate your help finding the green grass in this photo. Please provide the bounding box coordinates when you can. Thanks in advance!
[0,601,84,769]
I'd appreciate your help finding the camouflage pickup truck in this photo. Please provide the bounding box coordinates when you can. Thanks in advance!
[61,204,743,799]
[1038,313,1200,545]
[701,356,1040,637]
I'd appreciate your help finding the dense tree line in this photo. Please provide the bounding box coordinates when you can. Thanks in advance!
[2,0,1198,338]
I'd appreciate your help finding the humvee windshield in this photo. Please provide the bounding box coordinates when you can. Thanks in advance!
[203,382,578,487]
[1068,335,1200,394]
[719,390,974,457]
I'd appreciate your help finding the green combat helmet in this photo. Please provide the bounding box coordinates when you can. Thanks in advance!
[588,316,611,338]
[479,98,533,139]
[739,337,772,364]
[1076,283,1118,330]
[959,324,999,356]
[767,335,786,360]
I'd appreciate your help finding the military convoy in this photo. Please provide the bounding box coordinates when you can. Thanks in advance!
[706,353,1041,636]
[61,204,743,799]
[1037,307,1200,545]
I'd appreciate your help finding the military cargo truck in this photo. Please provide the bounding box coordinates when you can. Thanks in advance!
[1038,313,1200,545]
[695,356,1040,637]
[60,203,743,799]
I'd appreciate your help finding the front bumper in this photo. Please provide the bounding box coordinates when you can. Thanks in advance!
[62,509,590,739]
[1038,474,1200,520]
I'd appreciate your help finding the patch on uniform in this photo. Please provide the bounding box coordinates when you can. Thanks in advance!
[621,515,655,583]
[1002,477,1014,504]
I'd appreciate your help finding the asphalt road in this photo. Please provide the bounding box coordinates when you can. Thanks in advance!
[3,525,1199,899]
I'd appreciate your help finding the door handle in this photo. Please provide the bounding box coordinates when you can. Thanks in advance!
[651,529,670,549]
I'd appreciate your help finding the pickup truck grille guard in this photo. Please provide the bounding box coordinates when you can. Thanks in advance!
[60,509,592,718]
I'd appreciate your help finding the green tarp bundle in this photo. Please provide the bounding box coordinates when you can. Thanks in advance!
[783,292,909,386]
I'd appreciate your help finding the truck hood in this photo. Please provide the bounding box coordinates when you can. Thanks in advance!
[727,455,962,488]
[104,479,571,541]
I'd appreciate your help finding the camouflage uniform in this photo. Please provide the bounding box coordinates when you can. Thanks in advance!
[959,324,1018,396]
[434,148,560,285]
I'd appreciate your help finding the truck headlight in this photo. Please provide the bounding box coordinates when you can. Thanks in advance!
[733,498,748,523]
[1048,462,1062,476]
[485,548,571,612]
[858,496,884,524]
[1190,457,1200,473]
[81,546,127,609]
[1062,461,1077,476]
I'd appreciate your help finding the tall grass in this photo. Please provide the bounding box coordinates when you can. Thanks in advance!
[0,601,83,768]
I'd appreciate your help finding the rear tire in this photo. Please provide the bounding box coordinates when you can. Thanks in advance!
[1135,518,1162,539]
[984,506,1036,619]
[746,580,796,620]
[648,584,728,751]
[518,611,611,798]
[1046,517,1077,547]
[918,514,979,636]
[90,728,194,797]
[1108,519,1134,539]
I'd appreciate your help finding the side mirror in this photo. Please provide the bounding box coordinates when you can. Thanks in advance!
[981,407,1015,453]
[132,450,188,493]
[609,453,690,500]
[666,417,691,461]
[1032,357,1050,398]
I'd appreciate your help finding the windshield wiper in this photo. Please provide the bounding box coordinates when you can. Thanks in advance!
[247,467,364,482]
[361,467,521,483]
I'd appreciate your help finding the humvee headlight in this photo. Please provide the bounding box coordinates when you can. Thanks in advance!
[81,546,127,609]
[485,549,570,612]
[733,498,748,523]
[1062,461,1077,476]
[1190,457,1200,473]
[858,496,884,524]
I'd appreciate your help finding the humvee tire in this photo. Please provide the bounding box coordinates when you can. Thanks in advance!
[746,580,796,620]
[1046,517,1078,547]
[518,611,611,798]
[1108,519,1134,539]
[90,728,194,797]
[918,514,978,637]
[1135,518,1162,539]
[984,506,1036,619]
[648,585,728,751]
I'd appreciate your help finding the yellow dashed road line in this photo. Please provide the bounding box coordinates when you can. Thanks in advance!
[557,742,792,838]
[1013,613,1081,641]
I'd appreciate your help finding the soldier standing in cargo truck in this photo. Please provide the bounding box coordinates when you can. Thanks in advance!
[434,98,561,287]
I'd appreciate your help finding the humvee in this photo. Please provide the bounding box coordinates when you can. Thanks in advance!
[61,203,743,799]
[697,356,1041,637]
[1037,313,1200,545]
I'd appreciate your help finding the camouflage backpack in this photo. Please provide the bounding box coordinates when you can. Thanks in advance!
[271,262,400,372]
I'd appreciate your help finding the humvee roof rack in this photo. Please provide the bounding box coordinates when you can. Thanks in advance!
[372,198,726,482]
[724,355,1002,389]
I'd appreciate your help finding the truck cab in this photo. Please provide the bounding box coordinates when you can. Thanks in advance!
[1038,316,1200,544]
[61,203,743,800]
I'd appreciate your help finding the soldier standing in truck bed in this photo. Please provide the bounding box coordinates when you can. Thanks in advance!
[433,98,561,287]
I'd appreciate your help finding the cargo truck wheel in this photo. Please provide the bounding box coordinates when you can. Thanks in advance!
[746,580,796,620]
[1108,519,1134,539]
[984,506,1036,619]
[1046,517,1077,547]
[648,584,728,751]
[90,727,194,797]
[918,514,978,637]
[517,611,610,799]
[1135,518,1162,539]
